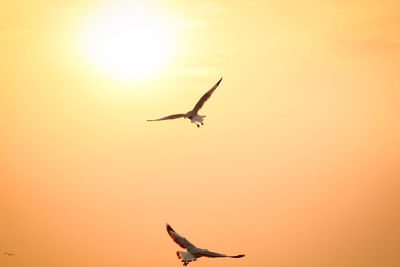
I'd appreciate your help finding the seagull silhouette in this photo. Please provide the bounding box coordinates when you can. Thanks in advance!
[166,224,245,266]
[147,78,222,128]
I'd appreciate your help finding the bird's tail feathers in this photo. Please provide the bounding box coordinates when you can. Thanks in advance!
[176,251,196,261]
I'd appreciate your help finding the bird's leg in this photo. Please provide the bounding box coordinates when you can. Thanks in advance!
[196,124,200,128]
[201,122,204,125]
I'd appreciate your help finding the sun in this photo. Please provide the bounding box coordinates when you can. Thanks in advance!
[80,2,175,82]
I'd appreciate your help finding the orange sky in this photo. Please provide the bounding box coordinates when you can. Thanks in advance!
[1,1,400,266]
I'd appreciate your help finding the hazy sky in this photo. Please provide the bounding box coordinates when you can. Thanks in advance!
[1,1,399,266]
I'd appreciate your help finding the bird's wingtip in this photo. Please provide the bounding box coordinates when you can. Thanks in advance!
[233,254,245,258]
[166,223,174,232]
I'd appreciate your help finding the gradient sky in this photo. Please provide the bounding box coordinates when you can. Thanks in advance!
[1,1,400,266]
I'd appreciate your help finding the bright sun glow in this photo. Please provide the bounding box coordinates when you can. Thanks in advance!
[80,2,175,82]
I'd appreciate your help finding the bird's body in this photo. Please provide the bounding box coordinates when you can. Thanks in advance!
[166,224,245,266]
[147,78,222,127]
[189,114,206,124]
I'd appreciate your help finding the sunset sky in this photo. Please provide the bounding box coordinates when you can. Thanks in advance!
[1,0,400,266]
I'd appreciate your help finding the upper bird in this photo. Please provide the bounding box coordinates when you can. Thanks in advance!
[147,78,222,128]
[166,224,245,266]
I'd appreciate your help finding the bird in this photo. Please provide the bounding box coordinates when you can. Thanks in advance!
[166,224,245,266]
[147,77,222,128]
[3,252,15,256]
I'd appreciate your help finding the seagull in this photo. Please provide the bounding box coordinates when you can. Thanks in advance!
[3,252,15,256]
[147,78,222,128]
[166,224,245,266]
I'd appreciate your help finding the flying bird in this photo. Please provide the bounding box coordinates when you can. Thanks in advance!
[147,78,222,128]
[166,224,245,266]
[3,252,15,256]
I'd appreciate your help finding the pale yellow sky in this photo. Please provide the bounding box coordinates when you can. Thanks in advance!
[1,1,400,267]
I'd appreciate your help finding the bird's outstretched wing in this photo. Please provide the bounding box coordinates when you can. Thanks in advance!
[166,224,196,250]
[147,114,186,121]
[198,250,227,258]
[192,77,222,113]
[199,250,245,258]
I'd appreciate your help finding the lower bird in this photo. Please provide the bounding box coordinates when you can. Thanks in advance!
[166,224,245,266]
